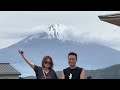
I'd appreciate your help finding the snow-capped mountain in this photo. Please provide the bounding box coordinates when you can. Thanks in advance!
[48,24,65,39]
[1,24,120,77]
[24,24,66,43]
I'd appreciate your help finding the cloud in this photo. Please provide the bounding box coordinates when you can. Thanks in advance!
[0,38,23,49]
[65,24,120,51]
[0,11,120,50]
[0,26,45,39]
[24,23,120,51]
[1,23,120,51]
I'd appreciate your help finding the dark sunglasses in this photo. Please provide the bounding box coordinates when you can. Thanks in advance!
[44,62,51,65]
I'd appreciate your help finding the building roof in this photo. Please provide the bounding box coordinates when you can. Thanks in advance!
[0,63,21,75]
[98,13,120,26]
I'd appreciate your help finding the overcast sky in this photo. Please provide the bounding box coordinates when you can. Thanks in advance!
[0,11,120,50]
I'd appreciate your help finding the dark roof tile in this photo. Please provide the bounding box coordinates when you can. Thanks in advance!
[0,63,21,75]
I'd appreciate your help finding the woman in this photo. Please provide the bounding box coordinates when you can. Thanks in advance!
[18,49,58,79]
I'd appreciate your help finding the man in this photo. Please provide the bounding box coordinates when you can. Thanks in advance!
[62,52,85,79]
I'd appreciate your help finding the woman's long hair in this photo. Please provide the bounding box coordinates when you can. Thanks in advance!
[42,56,54,69]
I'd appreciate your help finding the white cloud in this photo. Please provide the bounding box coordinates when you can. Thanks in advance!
[7,26,120,51]
[0,38,24,49]
[1,23,120,51]
[0,11,120,51]
[65,24,120,51]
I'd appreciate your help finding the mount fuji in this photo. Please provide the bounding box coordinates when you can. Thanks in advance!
[1,24,120,77]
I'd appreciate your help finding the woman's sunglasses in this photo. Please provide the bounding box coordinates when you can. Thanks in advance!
[44,61,51,65]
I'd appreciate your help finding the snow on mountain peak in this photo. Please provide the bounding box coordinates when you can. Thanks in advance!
[24,24,66,43]
[47,24,66,39]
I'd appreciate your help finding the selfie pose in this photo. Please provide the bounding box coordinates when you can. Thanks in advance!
[18,49,58,79]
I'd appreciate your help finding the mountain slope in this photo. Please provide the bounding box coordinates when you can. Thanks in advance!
[0,24,120,77]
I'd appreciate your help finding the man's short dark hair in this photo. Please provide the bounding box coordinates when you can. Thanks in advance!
[68,52,77,61]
